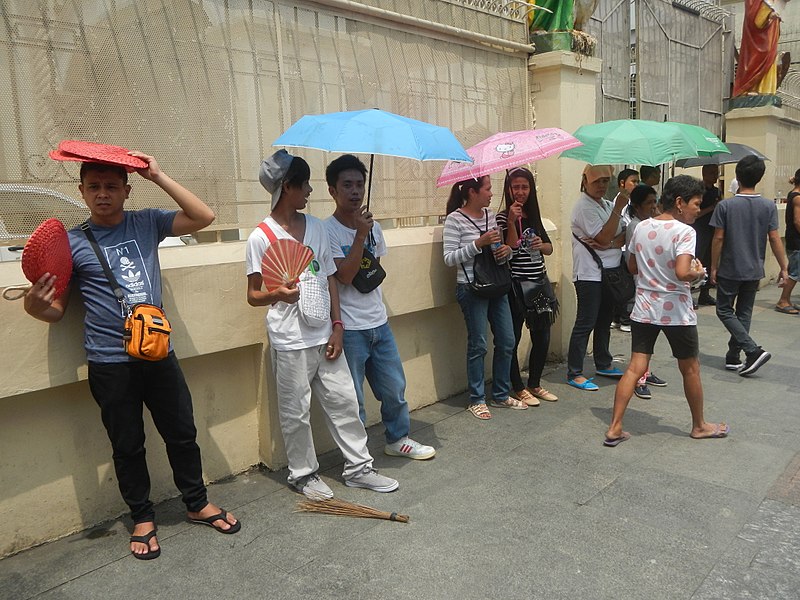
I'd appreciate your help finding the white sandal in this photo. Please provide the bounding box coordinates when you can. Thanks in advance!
[489,397,528,410]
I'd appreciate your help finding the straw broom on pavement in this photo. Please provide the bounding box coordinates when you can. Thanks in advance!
[295,496,410,523]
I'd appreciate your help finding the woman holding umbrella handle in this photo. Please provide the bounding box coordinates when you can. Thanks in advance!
[496,167,558,405]
[443,176,526,420]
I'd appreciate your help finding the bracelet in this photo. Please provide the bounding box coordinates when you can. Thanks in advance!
[332,320,344,330]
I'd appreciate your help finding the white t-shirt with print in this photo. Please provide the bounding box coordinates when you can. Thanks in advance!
[629,218,697,326]
[245,215,336,351]
[324,217,388,331]
[570,192,624,282]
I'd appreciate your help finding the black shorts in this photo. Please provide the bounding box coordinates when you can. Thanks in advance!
[630,321,699,359]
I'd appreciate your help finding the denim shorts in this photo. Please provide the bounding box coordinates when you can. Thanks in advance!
[788,250,800,281]
[630,321,699,359]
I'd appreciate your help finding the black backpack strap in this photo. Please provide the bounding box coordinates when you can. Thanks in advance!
[456,209,487,234]
[80,221,129,313]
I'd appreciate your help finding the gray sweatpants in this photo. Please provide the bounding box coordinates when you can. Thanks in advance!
[271,344,373,484]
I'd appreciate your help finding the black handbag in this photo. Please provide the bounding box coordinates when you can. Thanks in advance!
[573,233,635,305]
[513,277,559,328]
[458,210,511,299]
[351,240,386,294]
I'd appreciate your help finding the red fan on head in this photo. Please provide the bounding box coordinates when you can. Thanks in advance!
[260,239,314,292]
[49,140,148,173]
[2,219,72,301]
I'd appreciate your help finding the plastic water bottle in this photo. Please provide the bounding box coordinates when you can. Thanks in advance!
[491,227,508,264]
[521,227,542,262]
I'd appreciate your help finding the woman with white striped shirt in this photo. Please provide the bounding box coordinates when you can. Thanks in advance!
[443,176,527,420]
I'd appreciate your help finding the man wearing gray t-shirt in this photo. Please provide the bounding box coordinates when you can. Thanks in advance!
[710,156,788,376]
[24,156,240,560]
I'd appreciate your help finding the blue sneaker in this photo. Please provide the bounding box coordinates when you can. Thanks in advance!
[567,378,599,391]
[596,367,624,378]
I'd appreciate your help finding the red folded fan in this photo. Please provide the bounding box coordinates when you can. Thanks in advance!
[21,218,73,299]
[49,140,148,172]
[261,239,314,292]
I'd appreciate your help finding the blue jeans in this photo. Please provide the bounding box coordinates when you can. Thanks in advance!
[567,280,615,379]
[455,283,515,404]
[342,323,410,444]
[715,277,760,357]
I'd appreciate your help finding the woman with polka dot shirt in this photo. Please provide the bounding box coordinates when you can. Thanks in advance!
[603,175,730,446]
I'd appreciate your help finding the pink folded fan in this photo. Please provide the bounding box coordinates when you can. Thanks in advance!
[3,218,72,301]
[49,140,148,172]
[261,239,314,292]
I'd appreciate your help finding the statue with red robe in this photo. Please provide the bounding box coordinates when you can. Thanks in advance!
[733,0,788,96]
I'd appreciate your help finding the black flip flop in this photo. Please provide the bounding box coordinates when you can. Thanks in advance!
[603,432,631,447]
[188,509,241,534]
[130,528,161,560]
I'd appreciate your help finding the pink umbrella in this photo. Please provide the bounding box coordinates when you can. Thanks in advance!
[436,128,582,187]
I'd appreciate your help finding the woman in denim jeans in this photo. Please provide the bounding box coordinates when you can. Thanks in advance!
[443,176,528,420]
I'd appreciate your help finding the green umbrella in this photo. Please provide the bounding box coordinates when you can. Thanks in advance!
[671,123,730,157]
[561,119,728,165]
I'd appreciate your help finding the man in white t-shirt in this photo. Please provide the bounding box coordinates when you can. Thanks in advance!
[245,150,399,499]
[324,155,435,460]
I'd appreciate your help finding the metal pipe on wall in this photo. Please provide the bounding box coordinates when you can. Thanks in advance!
[304,0,535,55]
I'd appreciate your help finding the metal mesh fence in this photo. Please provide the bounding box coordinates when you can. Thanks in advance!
[587,0,726,134]
[0,0,529,242]
[585,0,632,123]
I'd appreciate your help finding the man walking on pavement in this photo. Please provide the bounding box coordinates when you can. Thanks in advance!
[710,156,789,376]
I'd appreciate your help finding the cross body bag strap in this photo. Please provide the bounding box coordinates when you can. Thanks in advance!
[257,221,279,243]
[572,232,604,271]
[80,222,128,312]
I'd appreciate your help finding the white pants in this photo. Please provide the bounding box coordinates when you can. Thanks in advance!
[271,344,373,484]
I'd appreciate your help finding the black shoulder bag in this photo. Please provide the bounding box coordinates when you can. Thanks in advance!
[458,210,511,299]
[572,233,635,305]
[351,230,387,294]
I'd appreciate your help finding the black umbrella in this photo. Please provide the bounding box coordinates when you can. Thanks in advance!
[675,143,768,168]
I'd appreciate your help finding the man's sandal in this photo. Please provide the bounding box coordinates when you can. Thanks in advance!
[130,528,160,560]
[188,509,241,534]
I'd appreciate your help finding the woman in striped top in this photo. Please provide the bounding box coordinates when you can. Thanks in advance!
[496,167,558,406]
[443,175,527,420]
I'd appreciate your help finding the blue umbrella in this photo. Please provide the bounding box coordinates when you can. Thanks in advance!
[273,108,471,208]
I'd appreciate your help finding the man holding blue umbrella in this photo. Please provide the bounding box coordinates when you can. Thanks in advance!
[324,154,435,460]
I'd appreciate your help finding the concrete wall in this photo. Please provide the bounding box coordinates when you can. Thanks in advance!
[528,51,603,356]
[0,228,494,557]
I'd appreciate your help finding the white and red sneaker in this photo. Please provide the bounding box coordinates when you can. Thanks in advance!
[384,437,436,460]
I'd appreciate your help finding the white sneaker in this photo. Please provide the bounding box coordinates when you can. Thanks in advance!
[385,437,436,460]
[345,468,399,492]
[293,474,333,499]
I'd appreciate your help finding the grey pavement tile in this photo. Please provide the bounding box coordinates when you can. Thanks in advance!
[692,565,800,600]
[635,437,795,494]
[582,468,762,550]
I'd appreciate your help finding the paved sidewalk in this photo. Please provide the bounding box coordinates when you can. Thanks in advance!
[2,285,799,600]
